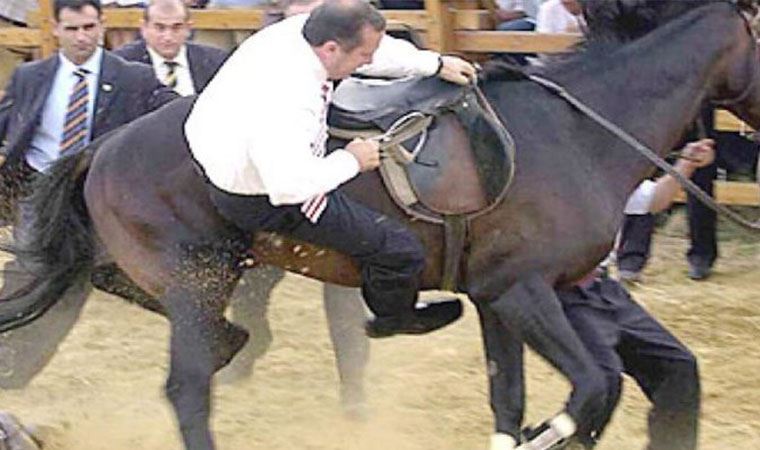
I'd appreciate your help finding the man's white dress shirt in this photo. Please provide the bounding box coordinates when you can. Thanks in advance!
[147,45,195,97]
[185,13,439,214]
[624,180,656,215]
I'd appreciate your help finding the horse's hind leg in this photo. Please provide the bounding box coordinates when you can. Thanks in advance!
[160,244,249,450]
[322,283,369,419]
[473,300,524,450]
[218,265,284,383]
[489,274,607,448]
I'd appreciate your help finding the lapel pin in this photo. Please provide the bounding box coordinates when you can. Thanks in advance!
[102,83,113,92]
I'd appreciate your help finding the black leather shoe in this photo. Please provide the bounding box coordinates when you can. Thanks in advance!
[687,263,711,281]
[365,299,463,338]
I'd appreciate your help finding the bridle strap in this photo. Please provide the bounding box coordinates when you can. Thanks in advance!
[528,74,760,231]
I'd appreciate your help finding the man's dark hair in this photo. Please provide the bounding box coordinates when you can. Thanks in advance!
[143,0,191,22]
[54,0,103,21]
[303,0,385,51]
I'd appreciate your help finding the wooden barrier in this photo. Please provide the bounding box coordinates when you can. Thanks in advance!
[674,180,759,206]
[0,28,42,48]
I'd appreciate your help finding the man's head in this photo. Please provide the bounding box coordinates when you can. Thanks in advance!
[53,0,103,65]
[303,0,385,80]
[141,0,192,60]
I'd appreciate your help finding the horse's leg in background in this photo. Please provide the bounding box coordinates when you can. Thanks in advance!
[473,300,524,450]
[322,283,369,419]
[489,274,607,449]
[218,265,284,382]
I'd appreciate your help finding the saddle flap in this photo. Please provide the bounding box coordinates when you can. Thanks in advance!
[405,113,490,215]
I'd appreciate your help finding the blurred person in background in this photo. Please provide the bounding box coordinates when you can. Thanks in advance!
[114,0,227,95]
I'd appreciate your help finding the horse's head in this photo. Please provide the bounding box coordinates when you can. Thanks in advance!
[710,1,760,130]
[581,0,760,129]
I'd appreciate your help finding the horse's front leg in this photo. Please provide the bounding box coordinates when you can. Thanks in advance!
[473,300,524,450]
[488,274,607,450]
[163,279,248,450]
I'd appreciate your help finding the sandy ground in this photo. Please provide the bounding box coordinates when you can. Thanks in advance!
[2,213,760,450]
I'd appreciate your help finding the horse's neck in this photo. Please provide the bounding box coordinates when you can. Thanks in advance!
[559,4,738,194]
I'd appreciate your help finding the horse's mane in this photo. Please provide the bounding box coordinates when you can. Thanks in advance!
[481,0,758,82]
[581,0,757,44]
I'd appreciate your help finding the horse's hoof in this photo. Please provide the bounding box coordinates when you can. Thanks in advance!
[490,433,517,450]
[0,412,42,450]
[341,400,370,422]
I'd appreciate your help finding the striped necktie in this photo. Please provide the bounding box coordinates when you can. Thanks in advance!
[60,67,90,154]
[301,82,333,223]
[164,61,179,89]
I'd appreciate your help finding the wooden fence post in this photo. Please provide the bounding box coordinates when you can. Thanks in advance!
[425,0,454,52]
[39,0,56,58]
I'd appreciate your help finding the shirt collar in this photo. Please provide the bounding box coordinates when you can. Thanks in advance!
[59,46,103,75]
[147,44,189,69]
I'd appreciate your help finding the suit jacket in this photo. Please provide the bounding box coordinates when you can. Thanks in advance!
[114,40,228,93]
[0,50,178,164]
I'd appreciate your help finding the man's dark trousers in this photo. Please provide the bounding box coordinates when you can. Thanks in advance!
[208,186,425,320]
[558,278,700,450]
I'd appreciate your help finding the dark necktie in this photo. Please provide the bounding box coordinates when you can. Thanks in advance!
[60,67,90,154]
[301,81,333,223]
[164,60,179,89]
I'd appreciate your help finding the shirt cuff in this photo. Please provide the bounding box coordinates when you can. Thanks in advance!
[417,50,443,77]
[329,149,361,180]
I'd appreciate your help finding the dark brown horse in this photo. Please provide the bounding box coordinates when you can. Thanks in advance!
[2,2,760,449]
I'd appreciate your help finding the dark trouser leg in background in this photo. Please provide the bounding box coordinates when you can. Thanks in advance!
[208,188,462,338]
[489,274,607,439]
[616,213,655,277]
[561,279,700,450]
[685,161,717,277]
[606,277,699,450]
[686,105,717,279]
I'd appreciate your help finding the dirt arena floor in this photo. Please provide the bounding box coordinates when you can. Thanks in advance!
[2,212,760,450]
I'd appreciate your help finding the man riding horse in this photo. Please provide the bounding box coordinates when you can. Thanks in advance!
[185,0,477,338]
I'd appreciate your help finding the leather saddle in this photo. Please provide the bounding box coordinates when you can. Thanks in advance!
[328,76,515,221]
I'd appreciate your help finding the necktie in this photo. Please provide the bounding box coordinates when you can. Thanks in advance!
[301,82,333,223]
[164,61,179,89]
[60,67,90,154]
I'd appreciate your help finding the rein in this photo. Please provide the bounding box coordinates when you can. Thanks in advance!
[528,74,760,232]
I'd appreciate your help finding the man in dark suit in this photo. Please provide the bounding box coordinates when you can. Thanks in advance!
[115,0,228,95]
[0,0,176,390]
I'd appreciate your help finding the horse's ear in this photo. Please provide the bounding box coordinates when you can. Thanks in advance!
[737,0,759,16]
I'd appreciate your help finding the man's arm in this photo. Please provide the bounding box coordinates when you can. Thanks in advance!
[624,139,716,215]
[648,139,715,213]
[355,34,476,85]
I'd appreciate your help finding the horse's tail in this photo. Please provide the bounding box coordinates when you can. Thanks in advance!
[0,148,96,333]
